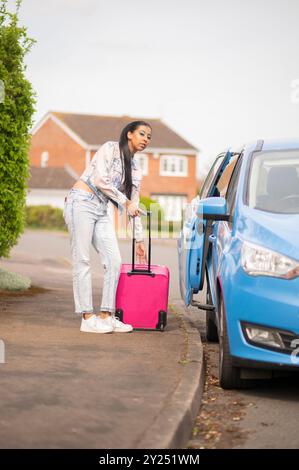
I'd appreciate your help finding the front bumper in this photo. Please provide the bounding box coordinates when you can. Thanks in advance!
[222,265,299,368]
[232,356,299,372]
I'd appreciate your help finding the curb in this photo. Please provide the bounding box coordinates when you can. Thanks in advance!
[136,301,205,449]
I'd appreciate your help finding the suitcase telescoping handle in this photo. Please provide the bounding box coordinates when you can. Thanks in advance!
[130,210,154,276]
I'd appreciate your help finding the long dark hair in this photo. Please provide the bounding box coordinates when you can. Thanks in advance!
[119,120,151,200]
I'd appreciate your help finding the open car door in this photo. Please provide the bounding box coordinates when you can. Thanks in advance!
[177,150,234,306]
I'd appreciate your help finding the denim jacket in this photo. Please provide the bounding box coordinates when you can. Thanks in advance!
[80,141,144,241]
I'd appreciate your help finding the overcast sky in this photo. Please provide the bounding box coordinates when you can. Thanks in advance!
[7,0,299,176]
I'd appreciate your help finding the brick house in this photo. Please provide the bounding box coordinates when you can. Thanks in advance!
[29,111,199,221]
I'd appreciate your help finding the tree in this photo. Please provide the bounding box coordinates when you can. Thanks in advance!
[0,0,35,257]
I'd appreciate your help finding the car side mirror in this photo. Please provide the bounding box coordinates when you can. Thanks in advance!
[196,197,230,221]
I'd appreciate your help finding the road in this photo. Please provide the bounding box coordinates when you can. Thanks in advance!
[3,229,299,449]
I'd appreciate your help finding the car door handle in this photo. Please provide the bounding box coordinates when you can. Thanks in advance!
[209,234,216,243]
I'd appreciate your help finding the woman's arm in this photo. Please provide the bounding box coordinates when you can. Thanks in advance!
[93,144,145,248]
[93,142,128,207]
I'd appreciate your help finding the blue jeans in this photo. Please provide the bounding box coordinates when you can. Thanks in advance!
[63,188,122,316]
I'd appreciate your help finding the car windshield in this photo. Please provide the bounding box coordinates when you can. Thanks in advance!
[248,150,299,214]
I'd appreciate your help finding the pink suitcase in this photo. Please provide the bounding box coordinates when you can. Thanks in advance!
[115,211,169,331]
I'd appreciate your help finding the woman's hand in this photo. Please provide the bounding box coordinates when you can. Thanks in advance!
[126,200,141,217]
[136,241,147,265]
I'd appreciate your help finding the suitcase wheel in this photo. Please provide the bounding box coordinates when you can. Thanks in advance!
[115,309,123,322]
[156,310,167,332]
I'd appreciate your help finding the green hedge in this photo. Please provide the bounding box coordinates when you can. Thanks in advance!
[25,205,66,230]
[25,201,182,235]
[0,1,36,257]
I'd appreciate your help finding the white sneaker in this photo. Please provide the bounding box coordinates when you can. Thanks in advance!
[80,315,113,334]
[102,315,133,333]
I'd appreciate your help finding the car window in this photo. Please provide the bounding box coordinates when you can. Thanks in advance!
[215,154,240,198]
[200,155,225,199]
[248,149,299,214]
[226,154,243,214]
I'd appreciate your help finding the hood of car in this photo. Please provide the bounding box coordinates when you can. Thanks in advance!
[237,206,299,261]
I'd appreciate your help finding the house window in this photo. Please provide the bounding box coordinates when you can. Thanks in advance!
[134,153,148,175]
[153,194,187,221]
[41,151,49,168]
[160,155,188,176]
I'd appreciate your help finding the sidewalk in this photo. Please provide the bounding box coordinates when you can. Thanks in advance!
[0,252,204,449]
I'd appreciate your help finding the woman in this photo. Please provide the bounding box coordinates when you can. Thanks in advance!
[64,120,152,333]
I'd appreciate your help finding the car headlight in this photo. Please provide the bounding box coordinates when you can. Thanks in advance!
[241,241,299,279]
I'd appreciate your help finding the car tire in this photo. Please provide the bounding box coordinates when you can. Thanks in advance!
[218,292,252,390]
[206,279,219,343]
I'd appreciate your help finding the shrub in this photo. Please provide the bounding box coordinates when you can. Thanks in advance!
[25,205,66,230]
[0,1,36,257]
[0,267,31,290]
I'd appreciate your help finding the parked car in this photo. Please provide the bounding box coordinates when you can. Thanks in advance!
[178,139,299,389]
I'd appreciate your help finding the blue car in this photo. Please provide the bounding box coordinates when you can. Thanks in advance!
[178,139,299,389]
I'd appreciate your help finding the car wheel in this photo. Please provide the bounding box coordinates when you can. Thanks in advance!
[218,292,252,390]
[206,279,219,343]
